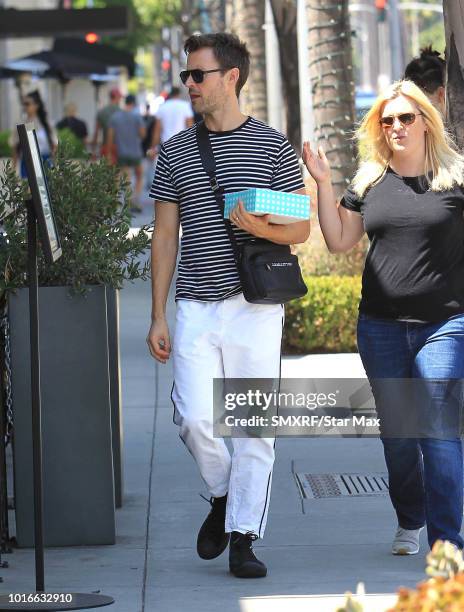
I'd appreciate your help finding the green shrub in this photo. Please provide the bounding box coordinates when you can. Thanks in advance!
[0,130,12,158]
[283,275,361,353]
[283,180,366,354]
[57,127,88,159]
[0,141,151,296]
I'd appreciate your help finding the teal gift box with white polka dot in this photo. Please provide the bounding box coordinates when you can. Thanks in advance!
[224,188,310,225]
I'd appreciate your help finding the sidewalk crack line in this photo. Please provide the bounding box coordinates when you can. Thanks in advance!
[141,363,158,612]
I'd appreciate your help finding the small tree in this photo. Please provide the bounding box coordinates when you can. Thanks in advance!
[270,0,301,151]
[306,0,356,199]
[203,0,226,31]
[228,0,268,122]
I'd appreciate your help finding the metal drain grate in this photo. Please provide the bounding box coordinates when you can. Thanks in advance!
[295,473,389,499]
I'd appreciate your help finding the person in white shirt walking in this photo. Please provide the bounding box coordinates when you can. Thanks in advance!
[147,87,194,159]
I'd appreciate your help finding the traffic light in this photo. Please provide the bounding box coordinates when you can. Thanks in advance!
[85,32,100,44]
[376,0,387,22]
[160,59,171,86]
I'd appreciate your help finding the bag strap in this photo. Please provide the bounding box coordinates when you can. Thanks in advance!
[196,121,240,263]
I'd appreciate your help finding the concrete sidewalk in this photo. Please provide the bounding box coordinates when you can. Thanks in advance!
[1,269,438,612]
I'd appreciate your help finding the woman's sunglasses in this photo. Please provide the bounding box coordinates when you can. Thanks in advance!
[379,112,423,128]
[179,68,227,84]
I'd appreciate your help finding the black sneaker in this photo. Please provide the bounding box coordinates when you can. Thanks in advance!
[196,494,229,560]
[229,531,267,578]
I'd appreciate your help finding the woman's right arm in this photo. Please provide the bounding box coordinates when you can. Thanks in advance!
[302,142,364,253]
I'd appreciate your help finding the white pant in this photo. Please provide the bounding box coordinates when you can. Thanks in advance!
[171,293,284,537]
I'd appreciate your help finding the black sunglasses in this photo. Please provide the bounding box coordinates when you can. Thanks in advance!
[379,112,423,128]
[179,68,226,84]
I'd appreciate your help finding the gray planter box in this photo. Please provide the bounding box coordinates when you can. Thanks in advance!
[106,288,124,508]
[9,285,116,547]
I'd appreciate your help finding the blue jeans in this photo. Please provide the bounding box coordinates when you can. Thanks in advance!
[357,312,464,549]
[20,153,51,179]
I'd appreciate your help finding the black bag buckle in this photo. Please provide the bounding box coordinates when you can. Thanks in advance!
[210,177,221,193]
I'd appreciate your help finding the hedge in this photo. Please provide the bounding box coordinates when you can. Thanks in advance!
[283,275,361,354]
[0,130,12,158]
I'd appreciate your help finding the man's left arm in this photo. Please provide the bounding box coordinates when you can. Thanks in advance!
[137,114,146,140]
[231,138,310,245]
[105,126,114,161]
[231,187,310,245]
[147,120,161,160]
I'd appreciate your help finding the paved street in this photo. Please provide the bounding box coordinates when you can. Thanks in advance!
[1,203,441,611]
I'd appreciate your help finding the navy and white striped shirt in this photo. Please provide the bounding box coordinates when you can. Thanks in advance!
[149,116,304,301]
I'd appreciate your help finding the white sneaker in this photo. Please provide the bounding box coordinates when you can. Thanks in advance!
[391,526,424,555]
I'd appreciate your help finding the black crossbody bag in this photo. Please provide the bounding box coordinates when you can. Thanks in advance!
[196,121,307,305]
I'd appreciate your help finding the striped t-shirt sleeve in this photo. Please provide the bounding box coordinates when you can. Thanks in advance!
[271,139,305,192]
[149,145,179,204]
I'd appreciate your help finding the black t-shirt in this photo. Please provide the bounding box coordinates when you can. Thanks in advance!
[142,116,156,154]
[56,117,88,141]
[341,167,464,322]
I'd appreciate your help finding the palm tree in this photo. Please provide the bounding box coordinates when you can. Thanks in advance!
[203,0,226,31]
[228,0,268,122]
[443,0,464,151]
[305,0,356,199]
[270,0,300,151]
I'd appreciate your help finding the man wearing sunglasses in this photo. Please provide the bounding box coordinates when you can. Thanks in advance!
[147,33,310,578]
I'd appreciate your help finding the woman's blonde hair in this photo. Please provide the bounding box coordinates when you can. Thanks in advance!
[351,79,464,197]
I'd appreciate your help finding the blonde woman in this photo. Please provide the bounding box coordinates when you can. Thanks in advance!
[303,80,464,554]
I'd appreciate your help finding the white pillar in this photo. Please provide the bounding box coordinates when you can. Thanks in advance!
[297,0,313,145]
[264,0,283,132]
[389,0,405,80]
